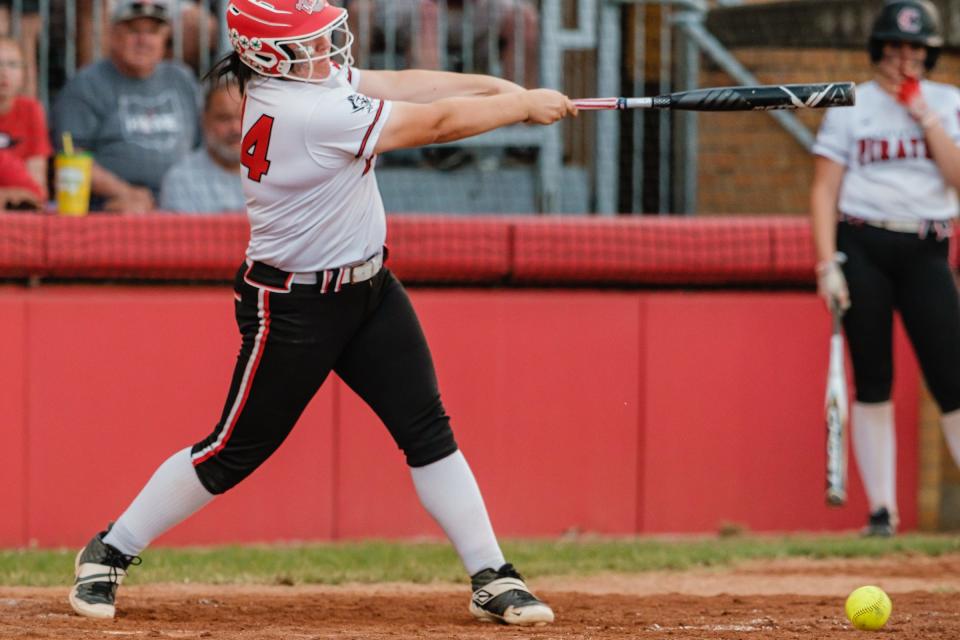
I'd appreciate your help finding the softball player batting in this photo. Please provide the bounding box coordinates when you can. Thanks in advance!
[69,0,576,625]
[810,0,960,537]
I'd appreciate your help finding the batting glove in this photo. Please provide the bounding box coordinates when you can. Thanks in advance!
[898,77,939,130]
[816,252,850,312]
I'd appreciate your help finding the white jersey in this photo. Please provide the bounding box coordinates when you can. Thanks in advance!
[812,80,960,222]
[241,67,393,272]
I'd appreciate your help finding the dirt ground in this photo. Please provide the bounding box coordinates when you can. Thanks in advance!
[3,554,960,639]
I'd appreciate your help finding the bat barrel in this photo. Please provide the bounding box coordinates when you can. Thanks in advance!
[667,82,855,111]
[575,82,855,112]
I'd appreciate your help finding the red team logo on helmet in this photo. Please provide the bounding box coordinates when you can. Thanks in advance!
[226,0,353,80]
[295,0,324,14]
[896,7,922,33]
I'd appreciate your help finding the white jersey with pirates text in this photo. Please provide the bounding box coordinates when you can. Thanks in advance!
[812,80,960,222]
[241,67,393,272]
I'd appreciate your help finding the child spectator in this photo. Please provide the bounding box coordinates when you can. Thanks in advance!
[0,35,51,201]
[0,3,40,97]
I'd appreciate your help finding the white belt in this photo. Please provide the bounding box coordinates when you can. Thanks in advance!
[290,252,384,285]
[861,219,929,233]
[841,214,954,237]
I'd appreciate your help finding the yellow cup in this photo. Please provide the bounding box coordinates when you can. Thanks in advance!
[54,153,93,216]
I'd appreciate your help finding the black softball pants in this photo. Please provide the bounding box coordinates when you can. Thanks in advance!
[191,264,458,495]
[838,220,960,413]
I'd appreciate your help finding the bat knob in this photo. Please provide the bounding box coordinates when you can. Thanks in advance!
[826,491,846,507]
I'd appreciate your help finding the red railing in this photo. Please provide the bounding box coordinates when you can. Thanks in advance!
[2,213,955,283]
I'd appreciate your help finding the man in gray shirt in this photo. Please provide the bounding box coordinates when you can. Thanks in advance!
[52,0,202,212]
[159,81,244,213]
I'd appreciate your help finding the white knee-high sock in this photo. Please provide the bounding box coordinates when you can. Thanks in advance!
[851,401,897,519]
[409,450,505,576]
[940,409,960,470]
[102,448,215,556]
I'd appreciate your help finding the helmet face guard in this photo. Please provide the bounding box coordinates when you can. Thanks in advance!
[867,0,943,71]
[227,0,354,83]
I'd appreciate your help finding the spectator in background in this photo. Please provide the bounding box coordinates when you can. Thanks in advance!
[0,2,40,98]
[51,0,202,212]
[349,0,538,87]
[0,35,50,200]
[159,80,244,213]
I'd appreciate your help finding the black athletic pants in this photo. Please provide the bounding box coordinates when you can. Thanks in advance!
[838,220,960,413]
[191,263,458,495]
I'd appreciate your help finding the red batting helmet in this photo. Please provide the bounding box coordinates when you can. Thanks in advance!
[226,0,354,80]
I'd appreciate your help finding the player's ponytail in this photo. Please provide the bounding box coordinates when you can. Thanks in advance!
[205,51,255,95]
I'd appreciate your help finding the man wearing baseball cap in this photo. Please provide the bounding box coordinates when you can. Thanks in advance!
[112,0,171,23]
[51,0,202,212]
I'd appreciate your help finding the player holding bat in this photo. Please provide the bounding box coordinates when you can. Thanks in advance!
[68,0,574,625]
[810,0,960,537]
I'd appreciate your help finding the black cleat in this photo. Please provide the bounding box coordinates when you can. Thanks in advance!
[68,526,141,619]
[862,507,896,538]
[469,563,554,626]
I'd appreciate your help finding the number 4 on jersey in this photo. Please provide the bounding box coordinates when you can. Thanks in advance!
[242,114,275,182]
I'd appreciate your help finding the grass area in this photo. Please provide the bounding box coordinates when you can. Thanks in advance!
[3,534,959,587]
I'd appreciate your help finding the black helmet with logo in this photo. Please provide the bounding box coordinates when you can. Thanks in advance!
[868,0,943,70]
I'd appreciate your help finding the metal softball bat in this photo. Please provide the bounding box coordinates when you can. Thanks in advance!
[573,82,856,112]
[825,300,849,507]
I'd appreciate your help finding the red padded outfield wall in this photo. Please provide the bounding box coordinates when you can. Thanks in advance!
[0,287,919,548]
[0,214,925,546]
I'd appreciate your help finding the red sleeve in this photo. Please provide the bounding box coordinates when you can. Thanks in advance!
[25,99,53,159]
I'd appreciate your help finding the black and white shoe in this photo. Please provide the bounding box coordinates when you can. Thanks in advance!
[69,526,141,619]
[469,563,554,626]
[862,507,896,538]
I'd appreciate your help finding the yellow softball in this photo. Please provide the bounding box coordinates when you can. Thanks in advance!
[845,586,892,631]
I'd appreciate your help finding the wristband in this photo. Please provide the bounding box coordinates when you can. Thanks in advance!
[815,252,847,275]
[920,111,939,131]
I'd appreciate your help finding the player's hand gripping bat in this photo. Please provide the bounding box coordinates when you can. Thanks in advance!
[825,299,849,506]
